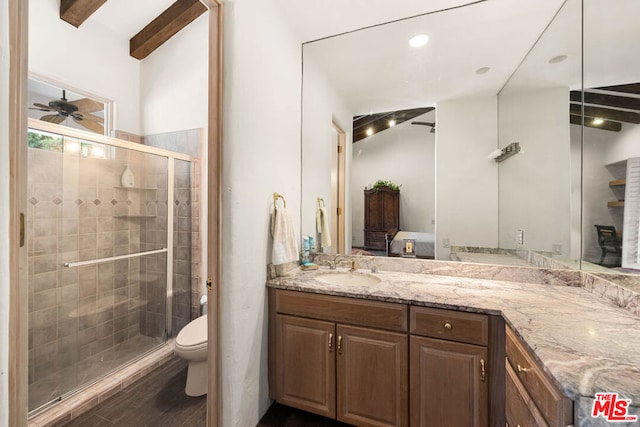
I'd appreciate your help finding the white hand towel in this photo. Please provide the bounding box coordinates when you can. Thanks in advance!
[271,206,299,265]
[316,206,332,248]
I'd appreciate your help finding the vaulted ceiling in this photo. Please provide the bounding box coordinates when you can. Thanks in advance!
[59,0,206,60]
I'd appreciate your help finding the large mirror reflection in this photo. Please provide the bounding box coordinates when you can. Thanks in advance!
[580,0,640,282]
[300,0,640,286]
[301,0,574,264]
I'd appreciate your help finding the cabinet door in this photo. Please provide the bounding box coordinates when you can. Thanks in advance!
[505,361,549,427]
[275,314,336,418]
[381,191,399,230]
[410,336,488,427]
[336,325,408,427]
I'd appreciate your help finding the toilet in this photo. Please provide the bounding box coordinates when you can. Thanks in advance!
[175,315,208,396]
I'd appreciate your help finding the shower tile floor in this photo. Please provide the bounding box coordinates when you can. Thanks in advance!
[30,335,163,412]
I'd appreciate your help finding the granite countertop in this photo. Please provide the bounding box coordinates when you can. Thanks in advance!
[267,266,640,406]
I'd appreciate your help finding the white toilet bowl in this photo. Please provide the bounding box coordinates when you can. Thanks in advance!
[175,315,208,396]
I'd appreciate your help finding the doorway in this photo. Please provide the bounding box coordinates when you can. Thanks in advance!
[331,121,346,254]
[6,1,223,425]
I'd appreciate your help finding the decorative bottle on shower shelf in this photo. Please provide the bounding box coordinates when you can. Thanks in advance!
[121,164,135,188]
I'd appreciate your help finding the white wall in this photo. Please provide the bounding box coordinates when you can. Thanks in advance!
[140,14,208,136]
[436,96,499,259]
[498,87,572,256]
[29,0,141,134]
[221,0,302,425]
[351,111,435,247]
[0,0,11,423]
[301,54,353,252]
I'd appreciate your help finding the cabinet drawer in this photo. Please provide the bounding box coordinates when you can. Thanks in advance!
[275,289,408,332]
[365,231,387,249]
[410,306,488,346]
[506,361,548,427]
[505,327,572,427]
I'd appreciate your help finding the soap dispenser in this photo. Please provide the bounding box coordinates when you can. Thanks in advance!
[121,164,135,188]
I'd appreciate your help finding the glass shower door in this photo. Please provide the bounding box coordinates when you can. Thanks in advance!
[27,129,171,412]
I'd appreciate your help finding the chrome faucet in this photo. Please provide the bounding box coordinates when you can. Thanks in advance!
[327,261,336,270]
[350,259,358,272]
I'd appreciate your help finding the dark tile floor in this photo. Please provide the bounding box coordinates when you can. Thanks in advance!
[62,357,206,427]
[256,403,353,427]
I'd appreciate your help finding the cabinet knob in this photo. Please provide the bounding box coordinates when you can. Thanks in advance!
[444,322,452,330]
[337,335,343,354]
[329,333,333,352]
[480,359,486,382]
[517,364,532,373]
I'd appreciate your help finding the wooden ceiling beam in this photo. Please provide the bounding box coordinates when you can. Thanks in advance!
[569,114,621,132]
[353,107,434,142]
[60,0,108,28]
[569,102,640,124]
[130,0,207,60]
[596,83,640,95]
[570,91,640,111]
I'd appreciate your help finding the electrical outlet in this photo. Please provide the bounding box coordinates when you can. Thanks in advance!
[442,238,450,248]
[552,244,562,255]
[517,229,524,245]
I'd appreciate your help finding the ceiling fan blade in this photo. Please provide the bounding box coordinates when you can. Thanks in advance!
[33,103,54,110]
[29,107,53,112]
[73,116,103,134]
[81,112,105,124]
[40,114,66,124]
[70,98,104,113]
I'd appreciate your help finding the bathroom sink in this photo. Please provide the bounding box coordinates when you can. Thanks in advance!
[316,272,381,286]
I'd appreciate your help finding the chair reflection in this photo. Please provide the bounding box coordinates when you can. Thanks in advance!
[594,225,622,267]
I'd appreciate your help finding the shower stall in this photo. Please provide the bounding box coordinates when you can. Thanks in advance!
[26,119,201,413]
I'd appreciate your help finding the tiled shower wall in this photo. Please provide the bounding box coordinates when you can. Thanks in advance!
[27,143,169,409]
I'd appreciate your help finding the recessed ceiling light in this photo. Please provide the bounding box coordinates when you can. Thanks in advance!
[388,120,396,127]
[592,118,604,125]
[475,67,491,75]
[409,34,429,48]
[366,128,374,136]
[548,55,568,64]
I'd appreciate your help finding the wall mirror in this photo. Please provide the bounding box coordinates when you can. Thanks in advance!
[579,0,640,283]
[301,0,586,268]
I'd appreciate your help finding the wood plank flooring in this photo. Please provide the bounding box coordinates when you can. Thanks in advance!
[61,357,206,427]
[256,403,353,427]
[59,356,350,427]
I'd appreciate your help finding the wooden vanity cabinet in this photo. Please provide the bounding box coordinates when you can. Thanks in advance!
[409,306,504,427]
[269,289,505,427]
[505,327,573,427]
[270,289,408,427]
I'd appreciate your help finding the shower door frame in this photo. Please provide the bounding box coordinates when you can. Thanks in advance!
[6,1,224,426]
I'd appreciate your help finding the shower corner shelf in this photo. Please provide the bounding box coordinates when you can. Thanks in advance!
[114,186,158,190]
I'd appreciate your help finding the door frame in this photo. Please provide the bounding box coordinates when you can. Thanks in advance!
[7,1,224,425]
[331,121,346,254]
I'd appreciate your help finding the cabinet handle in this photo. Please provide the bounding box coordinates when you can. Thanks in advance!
[517,364,532,373]
[337,335,343,354]
[443,322,452,330]
[329,333,333,352]
[480,359,486,382]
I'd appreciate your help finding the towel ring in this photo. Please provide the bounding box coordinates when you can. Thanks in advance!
[273,192,286,209]
[317,197,325,207]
